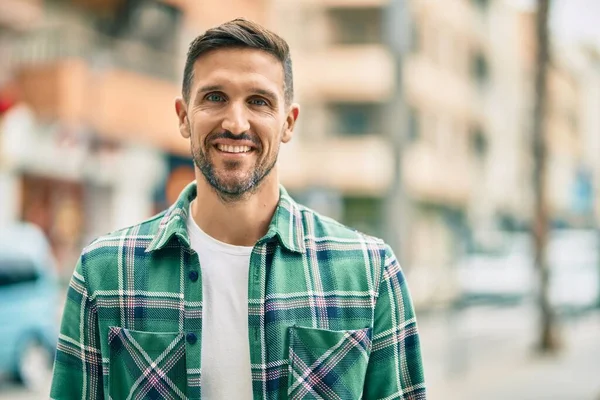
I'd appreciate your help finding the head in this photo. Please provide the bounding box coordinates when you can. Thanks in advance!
[175,18,299,203]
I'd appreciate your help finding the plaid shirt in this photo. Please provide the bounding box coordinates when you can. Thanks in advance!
[50,182,426,400]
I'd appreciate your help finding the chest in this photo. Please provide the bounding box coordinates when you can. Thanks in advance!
[95,243,380,328]
[93,243,382,399]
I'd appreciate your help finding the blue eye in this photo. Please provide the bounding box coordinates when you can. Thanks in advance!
[249,98,268,106]
[206,93,224,102]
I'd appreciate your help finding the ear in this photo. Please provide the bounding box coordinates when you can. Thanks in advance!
[281,103,300,143]
[175,97,190,139]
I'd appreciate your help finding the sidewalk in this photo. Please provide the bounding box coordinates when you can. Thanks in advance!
[420,305,600,400]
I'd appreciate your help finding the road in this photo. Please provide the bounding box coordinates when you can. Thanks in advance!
[420,304,600,399]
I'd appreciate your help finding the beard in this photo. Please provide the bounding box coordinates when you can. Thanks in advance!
[190,129,280,203]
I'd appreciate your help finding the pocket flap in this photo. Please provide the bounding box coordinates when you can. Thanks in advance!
[109,326,184,353]
[289,326,372,351]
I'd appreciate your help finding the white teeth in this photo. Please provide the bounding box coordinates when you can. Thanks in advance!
[216,144,251,153]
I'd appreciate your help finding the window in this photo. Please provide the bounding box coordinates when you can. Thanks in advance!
[470,126,488,158]
[472,0,490,11]
[129,2,182,51]
[411,23,420,54]
[327,7,383,45]
[0,256,39,287]
[471,51,489,87]
[329,103,384,136]
[408,107,420,142]
[96,0,182,51]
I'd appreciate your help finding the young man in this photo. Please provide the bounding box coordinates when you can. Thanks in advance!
[50,18,426,400]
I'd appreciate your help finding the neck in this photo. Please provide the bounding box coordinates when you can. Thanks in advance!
[191,171,280,247]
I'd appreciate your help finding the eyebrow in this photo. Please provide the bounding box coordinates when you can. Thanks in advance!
[196,85,224,97]
[249,87,278,104]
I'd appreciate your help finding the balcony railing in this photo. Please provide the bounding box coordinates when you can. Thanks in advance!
[7,24,179,81]
[295,45,394,102]
[0,0,42,29]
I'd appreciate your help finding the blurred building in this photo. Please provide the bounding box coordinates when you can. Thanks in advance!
[273,0,594,307]
[271,0,506,307]
[0,0,275,274]
[514,10,594,229]
[575,47,600,226]
[0,0,45,232]
[557,45,600,227]
[0,0,185,272]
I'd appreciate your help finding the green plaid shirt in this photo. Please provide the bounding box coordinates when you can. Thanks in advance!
[50,182,426,400]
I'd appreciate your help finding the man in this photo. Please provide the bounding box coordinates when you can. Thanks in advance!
[50,18,426,400]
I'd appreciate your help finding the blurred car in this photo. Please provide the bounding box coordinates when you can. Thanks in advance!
[0,223,59,391]
[457,229,600,310]
[457,232,535,304]
[547,229,600,311]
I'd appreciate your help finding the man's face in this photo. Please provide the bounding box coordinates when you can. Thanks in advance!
[175,47,299,202]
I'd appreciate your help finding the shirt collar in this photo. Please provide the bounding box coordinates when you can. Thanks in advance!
[145,181,306,254]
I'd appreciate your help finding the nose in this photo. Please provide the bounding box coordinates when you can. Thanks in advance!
[221,102,250,135]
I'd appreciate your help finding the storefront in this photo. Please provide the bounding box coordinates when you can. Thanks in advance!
[20,174,84,273]
[1,102,167,275]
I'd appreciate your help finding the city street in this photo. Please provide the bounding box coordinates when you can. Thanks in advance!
[2,302,599,399]
[420,304,600,400]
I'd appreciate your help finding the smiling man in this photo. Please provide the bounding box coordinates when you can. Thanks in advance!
[50,19,426,400]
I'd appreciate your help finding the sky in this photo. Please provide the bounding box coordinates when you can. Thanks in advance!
[552,0,600,48]
[512,0,600,48]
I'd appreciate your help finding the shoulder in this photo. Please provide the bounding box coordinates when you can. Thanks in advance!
[296,202,388,252]
[78,210,166,270]
[295,203,399,295]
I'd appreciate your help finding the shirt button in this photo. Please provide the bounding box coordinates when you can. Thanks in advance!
[186,332,197,345]
[188,270,199,282]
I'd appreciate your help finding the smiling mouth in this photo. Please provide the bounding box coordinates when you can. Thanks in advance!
[216,144,252,153]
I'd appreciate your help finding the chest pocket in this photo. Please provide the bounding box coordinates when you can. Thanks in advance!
[287,326,372,400]
[108,327,188,399]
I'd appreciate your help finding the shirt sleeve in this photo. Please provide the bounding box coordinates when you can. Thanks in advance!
[363,244,427,399]
[50,255,104,399]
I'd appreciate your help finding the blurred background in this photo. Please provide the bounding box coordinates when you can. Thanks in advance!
[0,0,599,398]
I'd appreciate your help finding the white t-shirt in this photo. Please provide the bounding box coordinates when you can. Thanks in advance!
[187,205,254,400]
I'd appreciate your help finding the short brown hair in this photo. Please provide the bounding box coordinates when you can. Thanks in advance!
[182,18,293,105]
